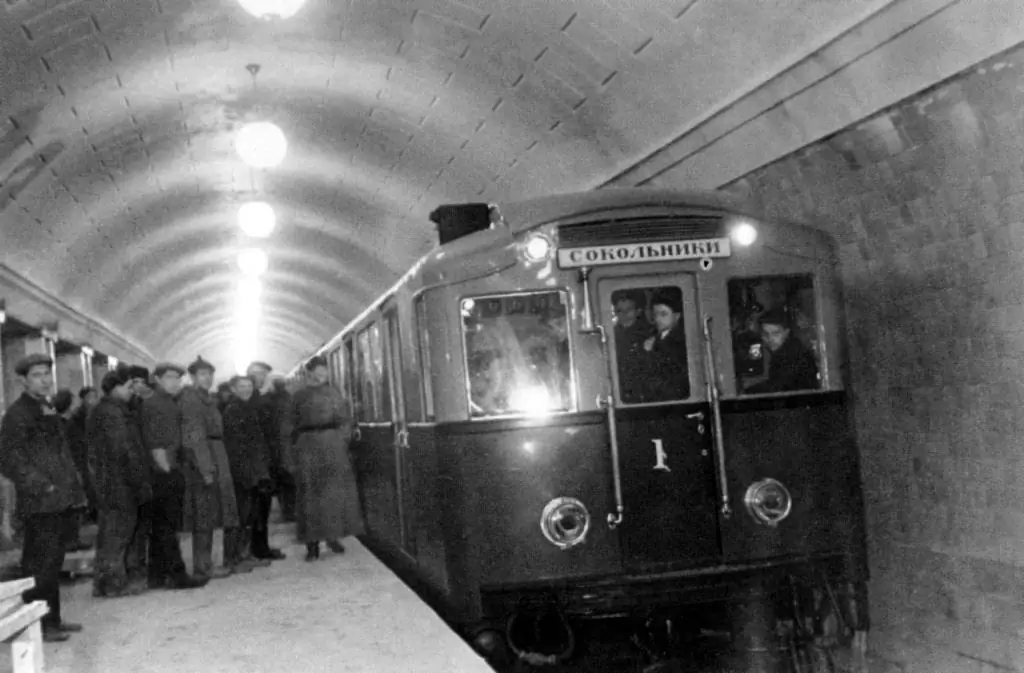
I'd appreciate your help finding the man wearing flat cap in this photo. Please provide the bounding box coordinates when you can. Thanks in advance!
[245,361,286,561]
[639,289,691,402]
[178,356,239,580]
[122,364,154,586]
[139,362,206,590]
[0,353,86,642]
[88,368,153,597]
[743,307,820,394]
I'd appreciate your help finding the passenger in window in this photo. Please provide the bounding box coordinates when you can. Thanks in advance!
[613,291,655,403]
[743,307,819,394]
[469,351,508,416]
[640,290,690,401]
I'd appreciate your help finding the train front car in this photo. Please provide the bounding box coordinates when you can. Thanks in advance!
[425,191,869,671]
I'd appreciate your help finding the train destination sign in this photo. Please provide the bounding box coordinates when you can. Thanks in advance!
[557,238,732,268]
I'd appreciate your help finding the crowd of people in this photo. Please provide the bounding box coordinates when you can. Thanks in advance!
[0,352,364,643]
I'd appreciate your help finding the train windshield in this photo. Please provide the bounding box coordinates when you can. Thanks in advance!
[461,291,573,418]
[610,285,691,404]
[728,274,822,395]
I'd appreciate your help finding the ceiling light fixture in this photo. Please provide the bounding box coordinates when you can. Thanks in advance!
[235,122,287,169]
[236,0,307,20]
[238,202,276,238]
[237,247,269,276]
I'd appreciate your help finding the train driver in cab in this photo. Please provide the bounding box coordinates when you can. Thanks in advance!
[613,290,655,403]
[641,289,689,401]
[743,307,819,394]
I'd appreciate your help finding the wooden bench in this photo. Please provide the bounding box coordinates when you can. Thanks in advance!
[0,578,47,673]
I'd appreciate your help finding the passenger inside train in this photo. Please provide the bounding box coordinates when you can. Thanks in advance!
[729,275,821,394]
[610,285,689,404]
[464,292,572,417]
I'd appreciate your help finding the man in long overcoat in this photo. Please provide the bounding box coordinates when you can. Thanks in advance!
[88,369,153,597]
[178,356,238,580]
[222,375,273,570]
[267,376,296,523]
[246,361,286,561]
[123,364,154,585]
[0,354,86,642]
[139,362,207,590]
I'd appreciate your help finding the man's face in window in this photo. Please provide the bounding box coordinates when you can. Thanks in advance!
[614,299,639,328]
[652,304,680,333]
[761,323,790,352]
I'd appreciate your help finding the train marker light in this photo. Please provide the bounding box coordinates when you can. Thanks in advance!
[540,497,591,550]
[238,202,276,238]
[743,478,793,527]
[236,122,287,168]
[730,220,758,246]
[521,232,553,264]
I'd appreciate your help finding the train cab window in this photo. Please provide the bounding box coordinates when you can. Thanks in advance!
[461,290,572,418]
[415,296,435,422]
[728,274,822,395]
[610,286,690,404]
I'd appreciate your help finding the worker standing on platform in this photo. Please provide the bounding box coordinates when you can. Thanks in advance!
[246,361,286,561]
[181,356,242,578]
[0,353,86,642]
[267,376,297,524]
[52,389,91,553]
[88,369,152,598]
[292,355,364,561]
[222,375,273,571]
[124,365,154,586]
[140,363,207,590]
[69,387,99,526]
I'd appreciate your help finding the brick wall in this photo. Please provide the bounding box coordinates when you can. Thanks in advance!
[718,45,1024,673]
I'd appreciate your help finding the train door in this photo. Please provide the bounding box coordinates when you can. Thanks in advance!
[597,273,722,573]
[383,305,416,559]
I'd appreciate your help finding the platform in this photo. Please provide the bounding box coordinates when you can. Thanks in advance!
[0,526,493,673]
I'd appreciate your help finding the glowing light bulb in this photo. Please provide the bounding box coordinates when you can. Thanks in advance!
[235,122,287,169]
[238,202,276,238]
[236,0,307,19]
[237,248,268,276]
[731,221,758,246]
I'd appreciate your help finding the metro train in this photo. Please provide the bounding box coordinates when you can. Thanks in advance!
[288,188,869,672]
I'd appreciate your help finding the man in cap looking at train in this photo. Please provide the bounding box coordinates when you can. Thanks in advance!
[140,362,207,590]
[0,353,86,642]
[245,360,286,561]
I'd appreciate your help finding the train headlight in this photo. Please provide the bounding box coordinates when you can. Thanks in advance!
[743,478,792,527]
[521,232,553,264]
[730,220,758,246]
[540,497,590,549]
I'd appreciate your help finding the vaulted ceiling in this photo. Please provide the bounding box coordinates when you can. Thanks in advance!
[0,0,893,373]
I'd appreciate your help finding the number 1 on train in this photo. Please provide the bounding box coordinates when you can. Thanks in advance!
[652,438,670,472]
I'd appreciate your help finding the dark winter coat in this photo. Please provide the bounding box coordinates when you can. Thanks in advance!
[86,396,151,511]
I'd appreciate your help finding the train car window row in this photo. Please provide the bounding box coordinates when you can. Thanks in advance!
[609,285,690,404]
[461,290,572,418]
[728,274,822,396]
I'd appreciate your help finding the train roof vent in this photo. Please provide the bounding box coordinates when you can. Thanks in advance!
[429,203,495,246]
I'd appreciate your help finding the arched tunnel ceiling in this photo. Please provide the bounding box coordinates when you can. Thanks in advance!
[0,0,894,374]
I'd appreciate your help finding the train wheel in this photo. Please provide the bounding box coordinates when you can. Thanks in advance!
[783,572,869,673]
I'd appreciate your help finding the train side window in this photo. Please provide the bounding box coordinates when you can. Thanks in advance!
[344,338,356,418]
[727,274,822,395]
[415,296,435,422]
[329,348,342,388]
[356,327,376,422]
[369,322,392,422]
[460,290,572,418]
[609,286,690,404]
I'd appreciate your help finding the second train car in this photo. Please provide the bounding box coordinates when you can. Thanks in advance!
[288,188,870,672]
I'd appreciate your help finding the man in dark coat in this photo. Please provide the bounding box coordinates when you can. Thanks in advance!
[222,375,273,570]
[69,386,99,524]
[139,362,207,590]
[0,353,86,642]
[88,369,153,597]
[178,356,227,581]
[612,291,656,403]
[123,364,154,586]
[52,388,90,553]
[246,361,286,560]
[267,377,297,523]
[744,308,820,394]
[640,290,691,402]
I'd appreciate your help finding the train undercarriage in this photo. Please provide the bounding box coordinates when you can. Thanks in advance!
[468,557,870,673]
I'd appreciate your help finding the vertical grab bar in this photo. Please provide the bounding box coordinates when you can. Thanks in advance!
[702,316,732,519]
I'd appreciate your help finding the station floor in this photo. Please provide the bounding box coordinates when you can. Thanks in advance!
[0,525,494,673]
